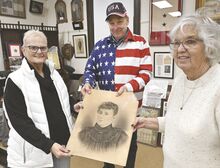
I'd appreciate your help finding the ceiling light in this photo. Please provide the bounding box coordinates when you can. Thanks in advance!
[152,0,173,9]
[168,11,182,17]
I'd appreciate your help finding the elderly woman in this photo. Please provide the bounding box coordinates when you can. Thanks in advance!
[133,14,220,168]
[3,30,73,168]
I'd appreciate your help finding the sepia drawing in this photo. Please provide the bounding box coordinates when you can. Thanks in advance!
[79,101,128,151]
[67,89,138,166]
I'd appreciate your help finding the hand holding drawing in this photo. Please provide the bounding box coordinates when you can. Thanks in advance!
[132,117,159,131]
[50,143,71,158]
[73,101,83,113]
[81,83,92,96]
[116,85,128,97]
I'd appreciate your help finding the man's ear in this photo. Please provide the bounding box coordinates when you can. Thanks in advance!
[21,46,26,55]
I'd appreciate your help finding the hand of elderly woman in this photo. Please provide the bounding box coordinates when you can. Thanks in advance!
[51,143,71,158]
[132,117,159,131]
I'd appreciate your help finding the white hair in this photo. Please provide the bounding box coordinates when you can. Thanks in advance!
[169,14,220,65]
[23,30,47,47]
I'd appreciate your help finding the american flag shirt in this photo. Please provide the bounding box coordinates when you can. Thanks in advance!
[83,28,152,107]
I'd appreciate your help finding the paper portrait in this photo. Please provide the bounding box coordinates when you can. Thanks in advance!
[67,89,138,166]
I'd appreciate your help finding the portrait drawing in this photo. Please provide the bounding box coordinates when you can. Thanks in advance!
[67,89,138,166]
[78,101,128,151]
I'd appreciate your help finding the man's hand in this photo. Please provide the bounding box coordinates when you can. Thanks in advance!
[51,143,71,158]
[73,101,83,113]
[116,85,128,97]
[81,83,92,96]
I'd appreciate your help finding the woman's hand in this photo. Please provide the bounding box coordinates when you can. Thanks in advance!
[51,143,71,158]
[132,117,159,131]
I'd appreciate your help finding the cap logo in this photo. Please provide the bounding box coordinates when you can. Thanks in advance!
[108,4,120,12]
[105,2,127,20]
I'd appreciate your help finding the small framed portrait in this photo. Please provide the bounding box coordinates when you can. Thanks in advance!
[71,0,84,22]
[55,0,68,24]
[153,52,174,79]
[29,0,43,14]
[72,34,87,58]
[8,44,21,57]
[137,106,161,146]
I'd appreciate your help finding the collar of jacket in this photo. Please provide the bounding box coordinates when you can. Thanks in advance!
[21,58,55,78]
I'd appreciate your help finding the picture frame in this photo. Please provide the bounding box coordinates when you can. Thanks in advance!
[29,0,43,14]
[153,52,174,79]
[0,0,26,18]
[7,44,23,71]
[55,0,68,24]
[72,21,84,30]
[8,44,21,57]
[72,34,87,58]
[150,0,182,45]
[137,106,161,146]
[71,0,84,22]
[195,0,220,23]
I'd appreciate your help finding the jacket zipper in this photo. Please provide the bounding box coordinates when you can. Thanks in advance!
[23,141,26,163]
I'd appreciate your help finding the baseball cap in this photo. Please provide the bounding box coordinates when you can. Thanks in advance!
[105,2,127,21]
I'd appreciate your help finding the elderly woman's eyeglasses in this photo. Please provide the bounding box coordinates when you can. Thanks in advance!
[169,38,203,50]
[26,46,48,53]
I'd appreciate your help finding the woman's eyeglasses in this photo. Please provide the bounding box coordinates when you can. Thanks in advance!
[170,38,203,50]
[25,46,48,53]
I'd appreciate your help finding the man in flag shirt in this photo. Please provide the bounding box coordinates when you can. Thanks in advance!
[81,2,152,168]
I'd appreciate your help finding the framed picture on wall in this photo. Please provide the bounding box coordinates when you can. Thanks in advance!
[0,0,26,18]
[137,106,161,146]
[153,52,174,79]
[55,0,68,24]
[72,34,87,58]
[29,0,43,14]
[8,44,21,57]
[7,43,23,71]
[71,0,84,22]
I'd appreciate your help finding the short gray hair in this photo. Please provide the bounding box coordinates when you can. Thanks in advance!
[23,30,47,47]
[169,14,220,65]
